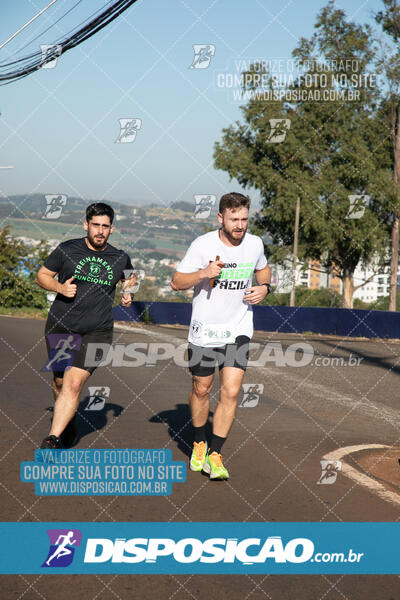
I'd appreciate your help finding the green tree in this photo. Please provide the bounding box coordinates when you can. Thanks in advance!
[369,290,400,310]
[261,286,342,308]
[214,1,391,308]
[0,228,49,309]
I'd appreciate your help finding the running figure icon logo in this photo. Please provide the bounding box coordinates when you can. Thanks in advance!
[266,119,291,143]
[240,384,264,408]
[42,333,82,372]
[317,460,342,485]
[42,194,67,219]
[122,269,145,294]
[189,44,216,69]
[40,44,62,69]
[115,118,142,143]
[85,386,110,411]
[193,195,216,219]
[42,529,82,568]
[346,195,369,220]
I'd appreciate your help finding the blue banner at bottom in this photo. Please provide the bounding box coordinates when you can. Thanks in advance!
[0,522,398,574]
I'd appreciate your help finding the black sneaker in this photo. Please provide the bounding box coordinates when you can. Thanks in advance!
[40,435,62,449]
[60,416,78,448]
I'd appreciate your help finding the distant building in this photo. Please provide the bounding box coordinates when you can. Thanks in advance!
[353,264,391,303]
[270,257,397,303]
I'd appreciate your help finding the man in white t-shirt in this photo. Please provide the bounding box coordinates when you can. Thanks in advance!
[171,192,271,480]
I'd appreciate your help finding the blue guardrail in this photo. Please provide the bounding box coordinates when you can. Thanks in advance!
[113,302,400,339]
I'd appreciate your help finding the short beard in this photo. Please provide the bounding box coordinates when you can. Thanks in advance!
[221,222,246,245]
[87,232,108,250]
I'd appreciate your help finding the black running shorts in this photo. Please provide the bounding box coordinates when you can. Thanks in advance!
[44,317,113,378]
[187,335,250,377]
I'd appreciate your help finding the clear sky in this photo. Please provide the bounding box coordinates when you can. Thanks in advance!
[0,0,383,207]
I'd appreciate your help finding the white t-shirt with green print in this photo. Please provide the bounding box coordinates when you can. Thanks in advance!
[177,229,267,347]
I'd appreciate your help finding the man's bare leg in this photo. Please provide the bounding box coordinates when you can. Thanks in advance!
[189,373,214,427]
[213,367,245,437]
[202,367,245,479]
[189,374,214,470]
[51,376,63,401]
[49,367,90,437]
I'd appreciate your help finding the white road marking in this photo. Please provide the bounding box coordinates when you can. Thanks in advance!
[324,444,400,507]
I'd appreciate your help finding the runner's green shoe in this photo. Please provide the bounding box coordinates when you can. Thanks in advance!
[203,451,229,480]
[190,441,208,472]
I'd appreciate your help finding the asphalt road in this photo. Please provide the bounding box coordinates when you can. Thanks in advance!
[1,315,400,599]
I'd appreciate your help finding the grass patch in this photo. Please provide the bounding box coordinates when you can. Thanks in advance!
[0,306,47,319]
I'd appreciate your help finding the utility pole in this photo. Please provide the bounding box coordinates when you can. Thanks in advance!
[290,197,300,307]
[389,102,400,311]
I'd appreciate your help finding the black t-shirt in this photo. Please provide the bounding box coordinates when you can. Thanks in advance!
[43,237,133,333]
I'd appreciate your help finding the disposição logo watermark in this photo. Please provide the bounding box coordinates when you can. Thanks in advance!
[42,194,67,219]
[42,529,82,567]
[40,44,62,69]
[266,119,291,143]
[189,44,216,69]
[346,195,369,219]
[239,383,264,407]
[115,118,142,143]
[82,341,363,370]
[42,333,82,372]
[317,460,342,485]
[122,269,145,294]
[85,386,110,411]
[193,194,216,218]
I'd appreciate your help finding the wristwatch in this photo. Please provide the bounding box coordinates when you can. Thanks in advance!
[260,283,271,294]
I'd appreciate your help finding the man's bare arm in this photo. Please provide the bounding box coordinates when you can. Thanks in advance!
[171,270,208,291]
[171,260,223,291]
[35,266,77,298]
[254,264,271,285]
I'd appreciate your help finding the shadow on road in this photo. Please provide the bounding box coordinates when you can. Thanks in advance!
[46,399,124,446]
[149,403,214,458]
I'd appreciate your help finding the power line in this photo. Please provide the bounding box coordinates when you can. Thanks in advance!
[0,0,139,85]
[0,0,58,51]
[11,0,86,57]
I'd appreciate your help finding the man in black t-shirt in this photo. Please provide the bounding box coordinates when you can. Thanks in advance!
[36,202,134,449]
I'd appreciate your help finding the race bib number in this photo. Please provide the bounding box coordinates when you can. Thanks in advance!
[202,324,235,346]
